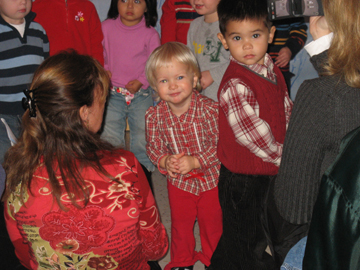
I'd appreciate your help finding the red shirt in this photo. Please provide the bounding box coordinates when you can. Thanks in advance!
[5,150,168,270]
[145,91,220,195]
[32,0,104,65]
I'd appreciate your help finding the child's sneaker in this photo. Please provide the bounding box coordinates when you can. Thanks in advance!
[171,266,194,270]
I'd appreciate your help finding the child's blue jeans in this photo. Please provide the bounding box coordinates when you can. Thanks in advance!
[0,114,21,164]
[281,237,307,270]
[101,87,155,171]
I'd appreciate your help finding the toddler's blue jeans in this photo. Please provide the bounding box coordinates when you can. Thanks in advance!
[101,87,155,171]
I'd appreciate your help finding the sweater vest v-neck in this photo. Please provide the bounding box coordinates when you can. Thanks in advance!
[217,60,287,175]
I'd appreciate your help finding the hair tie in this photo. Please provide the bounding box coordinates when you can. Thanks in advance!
[22,88,37,118]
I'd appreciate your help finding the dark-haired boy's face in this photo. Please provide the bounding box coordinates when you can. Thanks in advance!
[218,19,275,65]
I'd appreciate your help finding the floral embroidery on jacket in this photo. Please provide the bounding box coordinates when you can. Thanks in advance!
[75,11,84,22]
[87,256,117,270]
[6,151,169,269]
[35,244,118,270]
[55,239,80,255]
[39,205,115,254]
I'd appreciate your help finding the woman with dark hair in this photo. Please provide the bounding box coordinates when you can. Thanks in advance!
[3,51,168,270]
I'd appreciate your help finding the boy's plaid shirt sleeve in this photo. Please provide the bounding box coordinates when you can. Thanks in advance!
[219,56,292,166]
[145,94,220,195]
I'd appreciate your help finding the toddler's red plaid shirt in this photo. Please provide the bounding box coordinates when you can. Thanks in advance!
[145,92,220,195]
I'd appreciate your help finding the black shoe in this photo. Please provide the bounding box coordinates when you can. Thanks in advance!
[171,266,194,270]
[148,261,162,270]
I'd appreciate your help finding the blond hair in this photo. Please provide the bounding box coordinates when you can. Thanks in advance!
[146,42,202,91]
[322,0,360,88]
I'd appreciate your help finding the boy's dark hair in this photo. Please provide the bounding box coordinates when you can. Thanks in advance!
[107,0,158,27]
[218,0,271,35]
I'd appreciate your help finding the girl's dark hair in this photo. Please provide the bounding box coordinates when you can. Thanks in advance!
[107,0,158,28]
[3,51,115,210]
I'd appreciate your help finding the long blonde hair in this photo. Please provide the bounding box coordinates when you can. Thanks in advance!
[3,51,114,209]
[323,0,360,88]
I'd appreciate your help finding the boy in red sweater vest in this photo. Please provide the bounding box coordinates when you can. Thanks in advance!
[209,0,293,269]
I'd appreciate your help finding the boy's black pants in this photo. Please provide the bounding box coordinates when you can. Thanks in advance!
[209,165,276,270]
[209,165,307,270]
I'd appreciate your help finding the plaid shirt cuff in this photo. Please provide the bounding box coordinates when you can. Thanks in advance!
[157,154,168,175]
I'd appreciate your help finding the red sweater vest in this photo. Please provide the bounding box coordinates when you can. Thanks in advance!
[217,60,287,175]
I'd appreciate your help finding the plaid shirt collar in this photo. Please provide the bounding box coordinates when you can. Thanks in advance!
[164,91,198,127]
[230,53,276,82]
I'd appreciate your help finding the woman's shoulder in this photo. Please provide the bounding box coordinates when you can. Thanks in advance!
[299,75,360,100]
[90,150,143,185]
[99,149,137,167]
[293,76,360,137]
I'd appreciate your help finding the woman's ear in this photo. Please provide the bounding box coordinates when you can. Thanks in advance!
[79,105,89,123]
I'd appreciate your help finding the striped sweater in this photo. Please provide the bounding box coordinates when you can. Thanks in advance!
[268,18,307,73]
[160,0,201,45]
[0,11,49,115]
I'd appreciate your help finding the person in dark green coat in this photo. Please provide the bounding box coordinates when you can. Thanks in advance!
[304,124,360,269]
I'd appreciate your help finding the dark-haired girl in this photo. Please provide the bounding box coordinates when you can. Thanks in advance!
[101,0,160,185]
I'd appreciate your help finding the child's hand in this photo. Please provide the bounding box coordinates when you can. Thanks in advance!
[200,70,214,90]
[177,155,200,175]
[275,47,292,67]
[125,79,143,94]
[162,153,185,177]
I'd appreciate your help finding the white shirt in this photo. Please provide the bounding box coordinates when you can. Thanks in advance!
[305,32,333,57]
